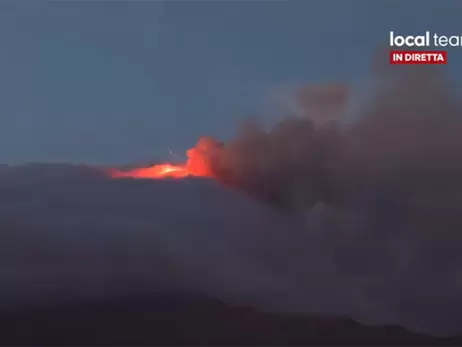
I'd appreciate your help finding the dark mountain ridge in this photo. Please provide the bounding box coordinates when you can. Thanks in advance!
[0,293,459,346]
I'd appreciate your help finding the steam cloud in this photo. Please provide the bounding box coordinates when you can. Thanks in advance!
[2,58,462,337]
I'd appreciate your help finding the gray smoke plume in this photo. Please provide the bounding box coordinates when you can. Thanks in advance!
[185,62,462,335]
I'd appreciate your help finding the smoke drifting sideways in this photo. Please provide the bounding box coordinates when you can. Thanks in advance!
[2,61,462,337]
[193,62,462,336]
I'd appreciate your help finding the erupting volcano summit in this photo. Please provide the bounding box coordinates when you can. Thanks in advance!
[109,137,221,180]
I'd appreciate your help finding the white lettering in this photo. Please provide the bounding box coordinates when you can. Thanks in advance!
[434,35,462,46]
[390,31,430,47]
[413,35,426,47]
[391,51,446,64]
[405,36,414,46]
[437,35,448,46]
[394,36,405,46]
[393,53,403,61]
[448,35,460,46]
[408,53,445,62]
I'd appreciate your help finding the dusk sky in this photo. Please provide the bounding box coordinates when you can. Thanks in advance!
[1,0,461,165]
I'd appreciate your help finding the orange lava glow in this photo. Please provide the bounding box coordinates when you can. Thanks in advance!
[109,138,219,180]
[110,163,191,179]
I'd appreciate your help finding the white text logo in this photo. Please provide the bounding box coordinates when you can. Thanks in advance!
[390,31,462,47]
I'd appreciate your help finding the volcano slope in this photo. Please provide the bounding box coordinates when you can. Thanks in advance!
[0,163,462,344]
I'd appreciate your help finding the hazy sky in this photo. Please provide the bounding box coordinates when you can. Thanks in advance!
[0,0,461,165]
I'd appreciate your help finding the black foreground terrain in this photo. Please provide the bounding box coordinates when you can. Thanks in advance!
[0,293,459,346]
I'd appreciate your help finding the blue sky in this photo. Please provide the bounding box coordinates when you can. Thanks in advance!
[0,0,461,165]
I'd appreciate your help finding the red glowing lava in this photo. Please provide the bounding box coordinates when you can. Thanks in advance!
[109,137,221,180]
